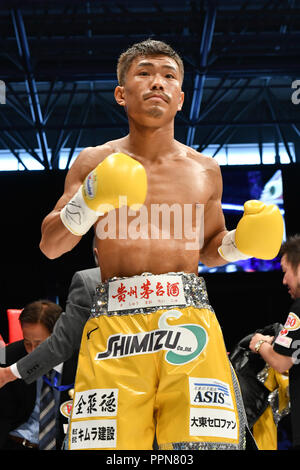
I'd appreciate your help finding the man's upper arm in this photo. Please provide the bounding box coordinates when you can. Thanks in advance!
[55,143,116,211]
[203,158,226,240]
[273,337,299,372]
[39,148,93,258]
[198,158,227,265]
[47,147,96,213]
[40,144,113,259]
[273,303,300,372]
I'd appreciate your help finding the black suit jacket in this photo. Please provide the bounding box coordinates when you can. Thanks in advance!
[0,340,78,449]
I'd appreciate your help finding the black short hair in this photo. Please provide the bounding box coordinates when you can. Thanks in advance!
[280,234,300,273]
[19,300,62,334]
[117,38,184,86]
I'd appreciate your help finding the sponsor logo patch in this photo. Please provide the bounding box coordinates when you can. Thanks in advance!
[108,275,186,312]
[73,388,118,419]
[283,312,300,332]
[189,408,238,440]
[60,400,73,418]
[95,310,208,366]
[279,328,288,336]
[83,172,97,200]
[274,335,293,348]
[70,419,116,449]
[189,378,234,410]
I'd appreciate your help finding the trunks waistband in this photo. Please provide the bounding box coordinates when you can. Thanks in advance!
[90,272,214,318]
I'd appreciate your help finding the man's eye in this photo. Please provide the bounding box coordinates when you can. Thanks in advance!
[166,74,175,79]
[139,71,149,76]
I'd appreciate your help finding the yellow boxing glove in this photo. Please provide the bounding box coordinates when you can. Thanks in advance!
[218,200,284,262]
[60,153,147,235]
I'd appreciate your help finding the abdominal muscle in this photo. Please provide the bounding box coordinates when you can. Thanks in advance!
[96,236,200,281]
[94,198,202,280]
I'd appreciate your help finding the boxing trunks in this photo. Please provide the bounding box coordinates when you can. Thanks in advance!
[68,272,247,450]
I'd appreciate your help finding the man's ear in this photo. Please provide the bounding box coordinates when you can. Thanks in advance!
[178,91,184,111]
[114,86,126,106]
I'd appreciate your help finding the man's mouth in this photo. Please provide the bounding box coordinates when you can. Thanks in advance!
[144,93,169,103]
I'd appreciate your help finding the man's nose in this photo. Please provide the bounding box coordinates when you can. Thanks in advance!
[150,74,164,89]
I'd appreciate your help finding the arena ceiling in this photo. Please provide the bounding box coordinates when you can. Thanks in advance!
[0,0,300,169]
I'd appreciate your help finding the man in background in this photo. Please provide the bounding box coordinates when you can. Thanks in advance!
[0,240,100,385]
[0,299,78,450]
[250,235,300,450]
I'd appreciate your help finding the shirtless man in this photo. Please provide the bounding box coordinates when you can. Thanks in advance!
[39,48,224,274]
[1,40,283,450]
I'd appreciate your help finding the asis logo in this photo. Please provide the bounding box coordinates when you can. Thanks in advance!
[189,377,234,409]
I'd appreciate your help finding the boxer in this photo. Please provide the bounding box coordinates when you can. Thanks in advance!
[2,39,284,450]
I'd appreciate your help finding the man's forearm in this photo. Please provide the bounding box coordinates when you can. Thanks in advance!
[199,230,228,267]
[40,211,81,259]
[255,342,292,373]
[249,333,293,374]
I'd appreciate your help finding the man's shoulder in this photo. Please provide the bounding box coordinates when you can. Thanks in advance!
[71,139,126,175]
[179,142,221,172]
[67,268,100,303]
[73,267,101,282]
[80,140,122,157]
[71,268,101,292]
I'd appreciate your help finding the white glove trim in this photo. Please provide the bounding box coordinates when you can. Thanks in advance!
[60,186,100,236]
[218,230,250,263]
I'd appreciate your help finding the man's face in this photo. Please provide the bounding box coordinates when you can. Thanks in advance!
[281,254,300,299]
[22,322,50,354]
[115,55,184,125]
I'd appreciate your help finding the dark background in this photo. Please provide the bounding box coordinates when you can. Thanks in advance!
[1,163,299,352]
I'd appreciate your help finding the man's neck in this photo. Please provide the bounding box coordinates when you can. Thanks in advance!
[124,122,178,161]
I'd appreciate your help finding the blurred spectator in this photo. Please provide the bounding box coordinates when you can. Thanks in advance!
[0,299,78,450]
[249,235,300,451]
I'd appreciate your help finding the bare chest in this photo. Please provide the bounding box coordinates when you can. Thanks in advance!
[144,160,212,207]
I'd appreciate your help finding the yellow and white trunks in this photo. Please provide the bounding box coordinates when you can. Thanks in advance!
[68,272,247,450]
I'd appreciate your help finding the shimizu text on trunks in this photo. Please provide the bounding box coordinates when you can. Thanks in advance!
[95,196,204,252]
